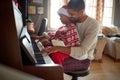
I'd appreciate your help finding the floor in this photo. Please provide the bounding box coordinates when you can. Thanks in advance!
[64,54,120,80]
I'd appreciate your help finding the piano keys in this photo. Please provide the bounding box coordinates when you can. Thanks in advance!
[33,39,54,64]
[20,26,54,65]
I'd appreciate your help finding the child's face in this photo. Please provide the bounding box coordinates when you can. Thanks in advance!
[59,14,70,24]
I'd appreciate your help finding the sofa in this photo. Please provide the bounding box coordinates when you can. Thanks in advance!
[102,26,120,62]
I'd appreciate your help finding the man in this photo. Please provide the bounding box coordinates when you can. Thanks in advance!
[41,0,99,73]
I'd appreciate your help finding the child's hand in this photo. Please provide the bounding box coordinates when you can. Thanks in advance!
[31,35,40,40]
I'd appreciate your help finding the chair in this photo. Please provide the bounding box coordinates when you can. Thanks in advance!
[38,18,48,36]
[94,36,107,63]
[65,68,90,80]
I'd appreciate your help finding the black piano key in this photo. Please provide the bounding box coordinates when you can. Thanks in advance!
[32,41,40,53]
[35,54,45,64]
[31,40,46,64]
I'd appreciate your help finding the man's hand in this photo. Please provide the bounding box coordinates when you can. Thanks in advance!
[40,46,70,54]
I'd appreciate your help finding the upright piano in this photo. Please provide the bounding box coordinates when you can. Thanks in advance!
[0,1,63,80]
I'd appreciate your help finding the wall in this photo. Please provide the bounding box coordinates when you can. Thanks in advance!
[114,0,120,29]
[28,0,48,33]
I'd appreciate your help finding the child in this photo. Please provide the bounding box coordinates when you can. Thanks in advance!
[46,6,80,65]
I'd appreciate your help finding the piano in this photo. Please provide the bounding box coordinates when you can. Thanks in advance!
[0,1,63,80]
[20,26,63,80]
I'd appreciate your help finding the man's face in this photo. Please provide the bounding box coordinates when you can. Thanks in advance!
[67,9,81,23]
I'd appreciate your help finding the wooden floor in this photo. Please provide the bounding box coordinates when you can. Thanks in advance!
[64,54,120,80]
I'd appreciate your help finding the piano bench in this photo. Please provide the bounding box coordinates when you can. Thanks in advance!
[65,68,90,80]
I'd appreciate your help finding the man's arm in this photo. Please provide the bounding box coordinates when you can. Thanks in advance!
[40,46,71,54]
[70,20,99,60]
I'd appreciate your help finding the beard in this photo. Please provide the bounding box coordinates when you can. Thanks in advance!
[70,18,80,24]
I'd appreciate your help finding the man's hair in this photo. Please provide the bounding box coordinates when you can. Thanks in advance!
[67,0,85,11]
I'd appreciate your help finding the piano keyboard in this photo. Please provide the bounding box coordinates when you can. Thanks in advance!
[32,40,54,64]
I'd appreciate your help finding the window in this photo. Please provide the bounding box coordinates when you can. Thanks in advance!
[85,0,114,27]
[102,0,114,27]
[49,0,114,30]
[49,0,64,30]
[85,0,97,18]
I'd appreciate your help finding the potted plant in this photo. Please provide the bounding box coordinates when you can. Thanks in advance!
[26,17,35,34]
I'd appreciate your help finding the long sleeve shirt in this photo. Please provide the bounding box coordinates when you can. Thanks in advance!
[70,16,99,60]
[49,24,80,47]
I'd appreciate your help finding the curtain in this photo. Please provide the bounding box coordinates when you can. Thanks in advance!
[96,0,104,29]
[63,0,69,5]
[86,0,104,29]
